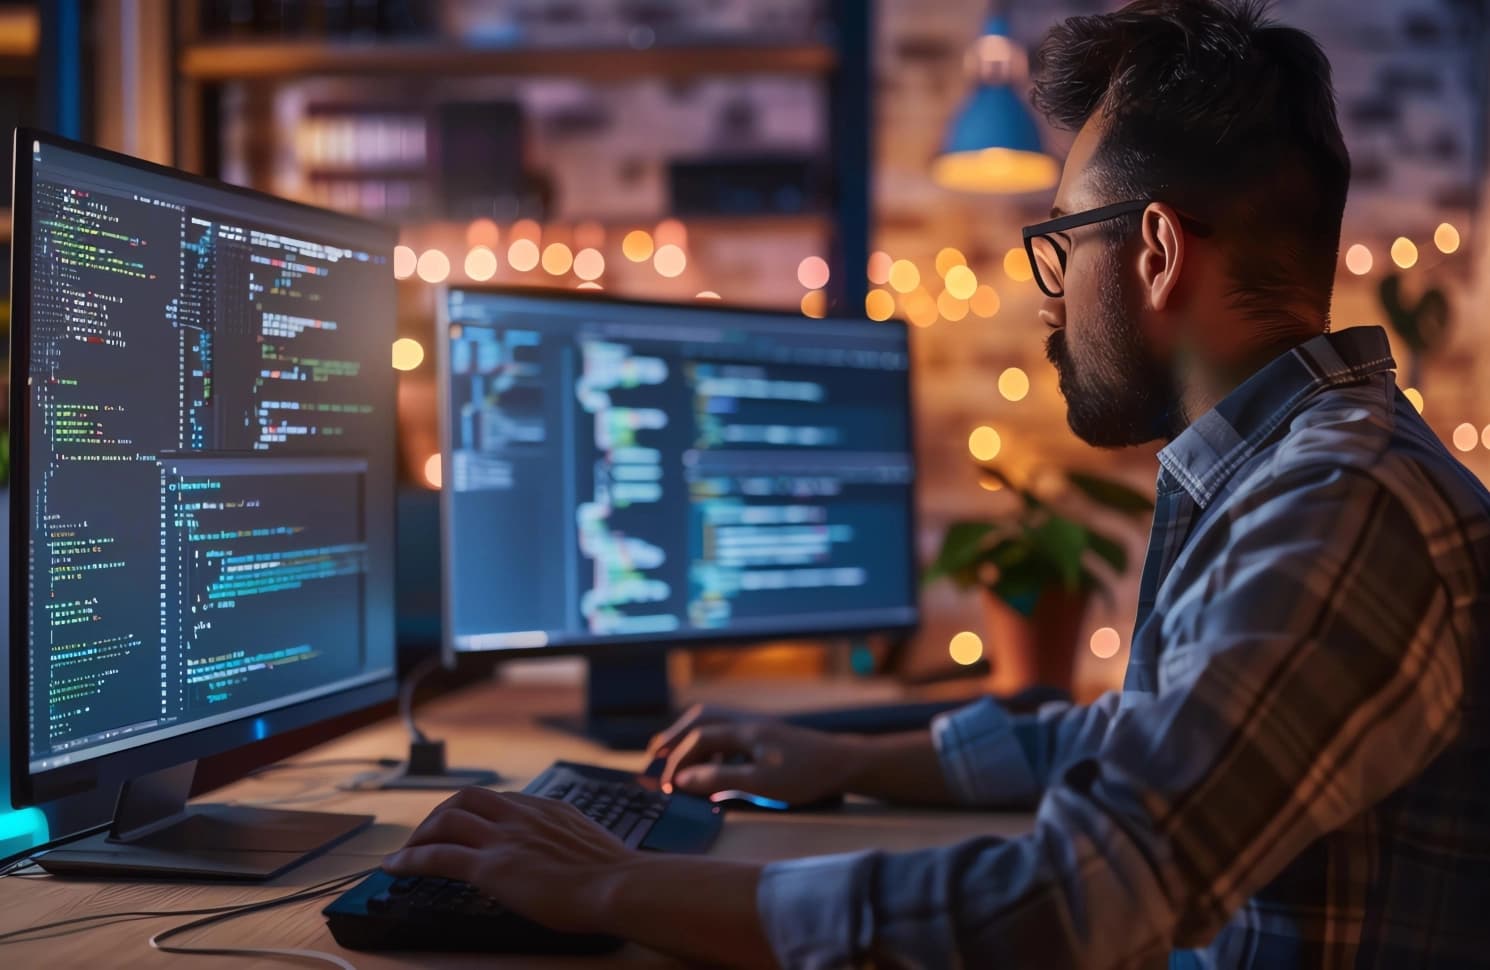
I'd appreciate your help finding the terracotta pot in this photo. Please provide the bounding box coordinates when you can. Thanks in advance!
[981,586,1091,695]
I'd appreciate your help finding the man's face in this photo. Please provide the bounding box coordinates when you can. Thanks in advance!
[1041,122,1179,447]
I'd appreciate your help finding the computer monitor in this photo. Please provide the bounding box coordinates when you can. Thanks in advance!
[8,129,398,878]
[437,287,918,747]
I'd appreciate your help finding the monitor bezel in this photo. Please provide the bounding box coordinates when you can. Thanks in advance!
[434,283,922,668]
[9,127,400,808]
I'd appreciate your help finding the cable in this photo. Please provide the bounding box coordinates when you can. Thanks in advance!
[0,857,41,879]
[245,757,400,779]
[0,822,109,874]
[0,867,374,946]
[229,782,353,810]
[399,655,444,745]
[148,869,372,969]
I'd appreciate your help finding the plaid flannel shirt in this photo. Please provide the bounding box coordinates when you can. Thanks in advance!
[757,326,1490,969]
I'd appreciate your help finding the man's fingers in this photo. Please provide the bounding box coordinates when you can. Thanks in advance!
[669,762,760,796]
[403,807,497,850]
[382,843,482,883]
[432,786,531,823]
[646,704,710,759]
[662,723,755,790]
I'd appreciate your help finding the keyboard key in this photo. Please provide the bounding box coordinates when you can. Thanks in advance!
[615,812,643,841]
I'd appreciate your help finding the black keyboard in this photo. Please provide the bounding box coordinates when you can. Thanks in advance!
[324,760,723,954]
[541,770,668,848]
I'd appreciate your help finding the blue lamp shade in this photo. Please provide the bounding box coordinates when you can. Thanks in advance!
[933,18,1059,194]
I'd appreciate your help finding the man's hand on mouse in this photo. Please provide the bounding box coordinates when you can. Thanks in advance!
[657,716,866,805]
[646,703,770,761]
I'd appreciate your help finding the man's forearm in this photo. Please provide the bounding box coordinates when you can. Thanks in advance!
[591,855,777,968]
[841,730,954,805]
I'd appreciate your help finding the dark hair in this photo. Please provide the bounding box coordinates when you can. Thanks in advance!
[1032,0,1350,336]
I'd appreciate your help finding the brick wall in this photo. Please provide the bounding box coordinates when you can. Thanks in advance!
[877,0,1489,693]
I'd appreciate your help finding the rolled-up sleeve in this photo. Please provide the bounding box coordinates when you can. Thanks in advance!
[933,692,1122,808]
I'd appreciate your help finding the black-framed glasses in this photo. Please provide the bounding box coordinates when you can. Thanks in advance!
[1022,200,1214,298]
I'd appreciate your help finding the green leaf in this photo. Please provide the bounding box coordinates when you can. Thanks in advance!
[923,521,997,587]
[1029,516,1087,591]
[1086,528,1128,573]
[1066,471,1155,517]
[976,465,1044,511]
[976,466,1016,491]
[985,536,1030,568]
[991,560,1049,617]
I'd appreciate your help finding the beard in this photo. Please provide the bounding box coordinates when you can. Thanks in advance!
[1044,247,1178,447]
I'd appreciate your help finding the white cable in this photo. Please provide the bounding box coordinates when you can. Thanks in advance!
[150,937,360,969]
[147,869,371,968]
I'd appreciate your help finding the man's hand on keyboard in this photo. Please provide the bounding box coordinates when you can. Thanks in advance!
[382,787,633,935]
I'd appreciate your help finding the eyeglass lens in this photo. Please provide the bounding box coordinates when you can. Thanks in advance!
[1029,235,1065,297]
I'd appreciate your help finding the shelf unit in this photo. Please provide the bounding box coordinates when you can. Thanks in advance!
[179,39,837,82]
[169,0,872,312]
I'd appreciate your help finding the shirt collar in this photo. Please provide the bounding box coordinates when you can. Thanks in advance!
[1156,326,1396,507]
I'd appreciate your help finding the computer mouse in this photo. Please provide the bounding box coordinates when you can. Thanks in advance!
[709,789,792,811]
[708,790,845,812]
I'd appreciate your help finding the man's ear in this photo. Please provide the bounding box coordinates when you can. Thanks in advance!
[1137,203,1185,312]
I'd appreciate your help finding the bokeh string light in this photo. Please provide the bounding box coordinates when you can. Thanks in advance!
[1004,248,1034,283]
[1090,628,1122,659]
[797,256,831,290]
[416,248,449,283]
[507,238,540,272]
[391,337,424,371]
[393,245,417,280]
[865,289,896,321]
[949,631,984,666]
[1390,236,1418,270]
[464,246,497,281]
[935,247,967,278]
[968,425,1002,461]
[541,242,574,276]
[622,230,655,262]
[654,243,687,278]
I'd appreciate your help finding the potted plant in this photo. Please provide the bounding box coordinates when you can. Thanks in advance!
[925,466,1153,692]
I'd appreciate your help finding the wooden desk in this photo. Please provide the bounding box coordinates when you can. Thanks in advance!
[0,677,1033,968]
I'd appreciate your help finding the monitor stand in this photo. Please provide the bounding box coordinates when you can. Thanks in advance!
[538,653,675,751]
[37,760,372,880]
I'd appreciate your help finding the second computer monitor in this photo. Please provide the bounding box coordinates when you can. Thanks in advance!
[438,287,917,666]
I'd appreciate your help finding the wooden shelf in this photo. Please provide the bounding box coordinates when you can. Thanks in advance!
[668,212,834,234]
[0,7,37,58]
[341,211,833,235]
[179,40,836,82]
[0,6,36,75]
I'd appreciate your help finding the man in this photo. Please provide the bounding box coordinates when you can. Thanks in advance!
[385,1,1490,966]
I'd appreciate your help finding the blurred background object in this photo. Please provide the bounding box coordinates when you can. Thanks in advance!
[932,8,1059,194]
[2,0,1489,706]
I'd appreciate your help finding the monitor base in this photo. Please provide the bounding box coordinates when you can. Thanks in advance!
[36,758,371,881]
[345,739,502,790]
[537,712,676,751]
[537,653,676,750]
[38,803,371,880]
